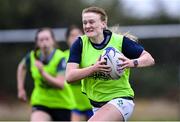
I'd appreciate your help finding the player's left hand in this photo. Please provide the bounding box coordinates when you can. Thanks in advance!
[118,56,134,69]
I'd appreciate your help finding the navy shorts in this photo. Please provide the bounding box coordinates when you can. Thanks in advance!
[32,105,71,121]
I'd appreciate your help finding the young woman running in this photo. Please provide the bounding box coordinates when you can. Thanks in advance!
[66,7,155,121]
[17,28,75,121]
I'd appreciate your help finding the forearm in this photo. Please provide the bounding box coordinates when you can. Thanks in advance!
[17,64,26,90]
[66,65,95,83]
[135,50,155,68]
[40,70,65,89]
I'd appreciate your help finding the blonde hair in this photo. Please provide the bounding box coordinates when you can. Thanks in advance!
[109,25,138,42]
[82,6,108,23]
[83,6,138,42]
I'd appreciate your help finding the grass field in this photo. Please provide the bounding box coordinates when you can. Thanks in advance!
[0,99,179,121]
[131,99,179,121]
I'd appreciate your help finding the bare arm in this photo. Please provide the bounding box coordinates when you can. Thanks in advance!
[66,63,95,83]
[35,60,65,89]
[40,70,65,89]
[120,50,155,69]
[66,58,111,83]
[135,50,155,67]
[17,60,27,102]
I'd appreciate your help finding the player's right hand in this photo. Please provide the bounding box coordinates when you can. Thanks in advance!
[18,89,27,102]
[93,55,111,73]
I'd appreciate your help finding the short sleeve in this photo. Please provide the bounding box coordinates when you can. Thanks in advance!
[122,37,144,59]
[68,37,82,64]
[24,52,31,68]
[57,58,66,73]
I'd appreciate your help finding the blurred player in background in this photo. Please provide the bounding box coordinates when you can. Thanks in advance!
[64,25,93,121]
[17,27,75,121]
[66,6,155,121]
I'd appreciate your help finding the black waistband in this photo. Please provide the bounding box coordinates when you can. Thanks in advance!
[90,97,133,108]
[120,97,133,100]
[90,100,108,108]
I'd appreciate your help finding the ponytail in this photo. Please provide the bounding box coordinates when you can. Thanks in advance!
[109,25,138,42]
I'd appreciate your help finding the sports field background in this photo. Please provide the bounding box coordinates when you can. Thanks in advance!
[0,99,178,121]
[0,0,179,121]
[0,38,179,120]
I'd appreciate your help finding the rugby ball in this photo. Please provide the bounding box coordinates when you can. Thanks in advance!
[101,47,124,79]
